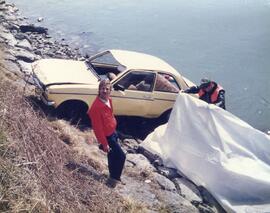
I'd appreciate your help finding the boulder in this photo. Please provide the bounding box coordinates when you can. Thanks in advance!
[15,39,32,51]
[0,31,17,46]
[11,49,38,63]
[152,172,176,192]
[17,60,32,74]
[126,153,156,172]
[20,24,48,34]
[174,177,202,203]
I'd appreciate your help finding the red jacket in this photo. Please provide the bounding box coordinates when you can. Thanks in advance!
[87,97,117,147]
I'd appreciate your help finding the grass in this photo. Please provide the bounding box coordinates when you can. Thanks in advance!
[0,44,154,212]
[0,46,146,212]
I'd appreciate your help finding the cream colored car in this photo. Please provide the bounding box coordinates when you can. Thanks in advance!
[31,49,194,122]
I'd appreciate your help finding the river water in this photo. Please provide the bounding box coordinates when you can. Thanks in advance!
[10,0,270,131]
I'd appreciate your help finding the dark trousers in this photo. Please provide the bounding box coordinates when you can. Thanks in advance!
[107,132,126,181]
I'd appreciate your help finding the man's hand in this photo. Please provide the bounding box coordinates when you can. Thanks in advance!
[99,144,110,153]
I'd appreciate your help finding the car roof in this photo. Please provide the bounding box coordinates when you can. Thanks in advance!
[109,49,181,76]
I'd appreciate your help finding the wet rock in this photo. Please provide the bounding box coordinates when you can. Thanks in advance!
[37,17,44,22]
[20,24,48,34]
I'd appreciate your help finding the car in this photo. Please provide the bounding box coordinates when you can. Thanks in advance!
[31,49,195,123]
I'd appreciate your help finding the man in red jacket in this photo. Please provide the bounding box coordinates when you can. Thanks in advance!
[88,79,126,187]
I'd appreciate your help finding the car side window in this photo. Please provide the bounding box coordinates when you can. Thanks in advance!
[154,73,180,93]
[117,71,155,92]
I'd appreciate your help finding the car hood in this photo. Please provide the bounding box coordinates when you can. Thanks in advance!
[32,59,99,86]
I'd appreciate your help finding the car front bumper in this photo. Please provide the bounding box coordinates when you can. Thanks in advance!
[32,75,55,107]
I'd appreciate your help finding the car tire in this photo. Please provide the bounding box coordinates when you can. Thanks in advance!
[56,101,89,125]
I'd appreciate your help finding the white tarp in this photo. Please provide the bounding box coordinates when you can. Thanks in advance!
[141,93,270,213]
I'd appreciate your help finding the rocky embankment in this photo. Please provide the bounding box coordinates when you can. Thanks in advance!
[0,1,223,212]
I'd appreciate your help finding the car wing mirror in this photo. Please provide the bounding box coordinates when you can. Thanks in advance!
[113,83,125,91]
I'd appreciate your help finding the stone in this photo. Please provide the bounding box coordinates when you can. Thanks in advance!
[152,172,176,192]
[16,39,32,51]
[11,49,38,63]
[116,176,160,207]
[17,60,32,74]
[4,60,21,76]
[14,33,29,41]
[159,190,199,212]
[0,31,17,46]
[174,177,202,203]
[126,153,156,172]
[20,24,48,34]
[156,166,180,179]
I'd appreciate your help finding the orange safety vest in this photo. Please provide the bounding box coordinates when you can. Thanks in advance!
[198,84,224,103]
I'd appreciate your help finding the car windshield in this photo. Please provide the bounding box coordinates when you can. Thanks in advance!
[85,51,125,80]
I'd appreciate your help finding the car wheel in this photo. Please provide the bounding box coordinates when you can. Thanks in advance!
[56,101,89,125]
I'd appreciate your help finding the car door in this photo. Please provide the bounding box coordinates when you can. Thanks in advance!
[111,70,156,117]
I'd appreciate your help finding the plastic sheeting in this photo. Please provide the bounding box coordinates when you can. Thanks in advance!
[141,93,270,213]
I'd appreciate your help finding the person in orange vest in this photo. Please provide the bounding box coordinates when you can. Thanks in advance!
[184,78,226,109]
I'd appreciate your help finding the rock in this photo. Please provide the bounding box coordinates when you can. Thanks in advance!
[17,60,32,74]
[121,138,139,153]
[198,186,224,213]
[0,25,9,33]
[20,24,48,34]
[156,166,180,179]
[174,177,202,203]
[11,49,38,63]
[0,31,17,46]
[152,172,176,192]
[3,60,21,76]
[137,146,161,164]
[126,153,156,172]
[37,17,44,22]
[116,176,159,208]
[159,190,199,213]
[14,33,29,41]
[5,23,20,31]
[15,39,32,51]
[3,51,16,61]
